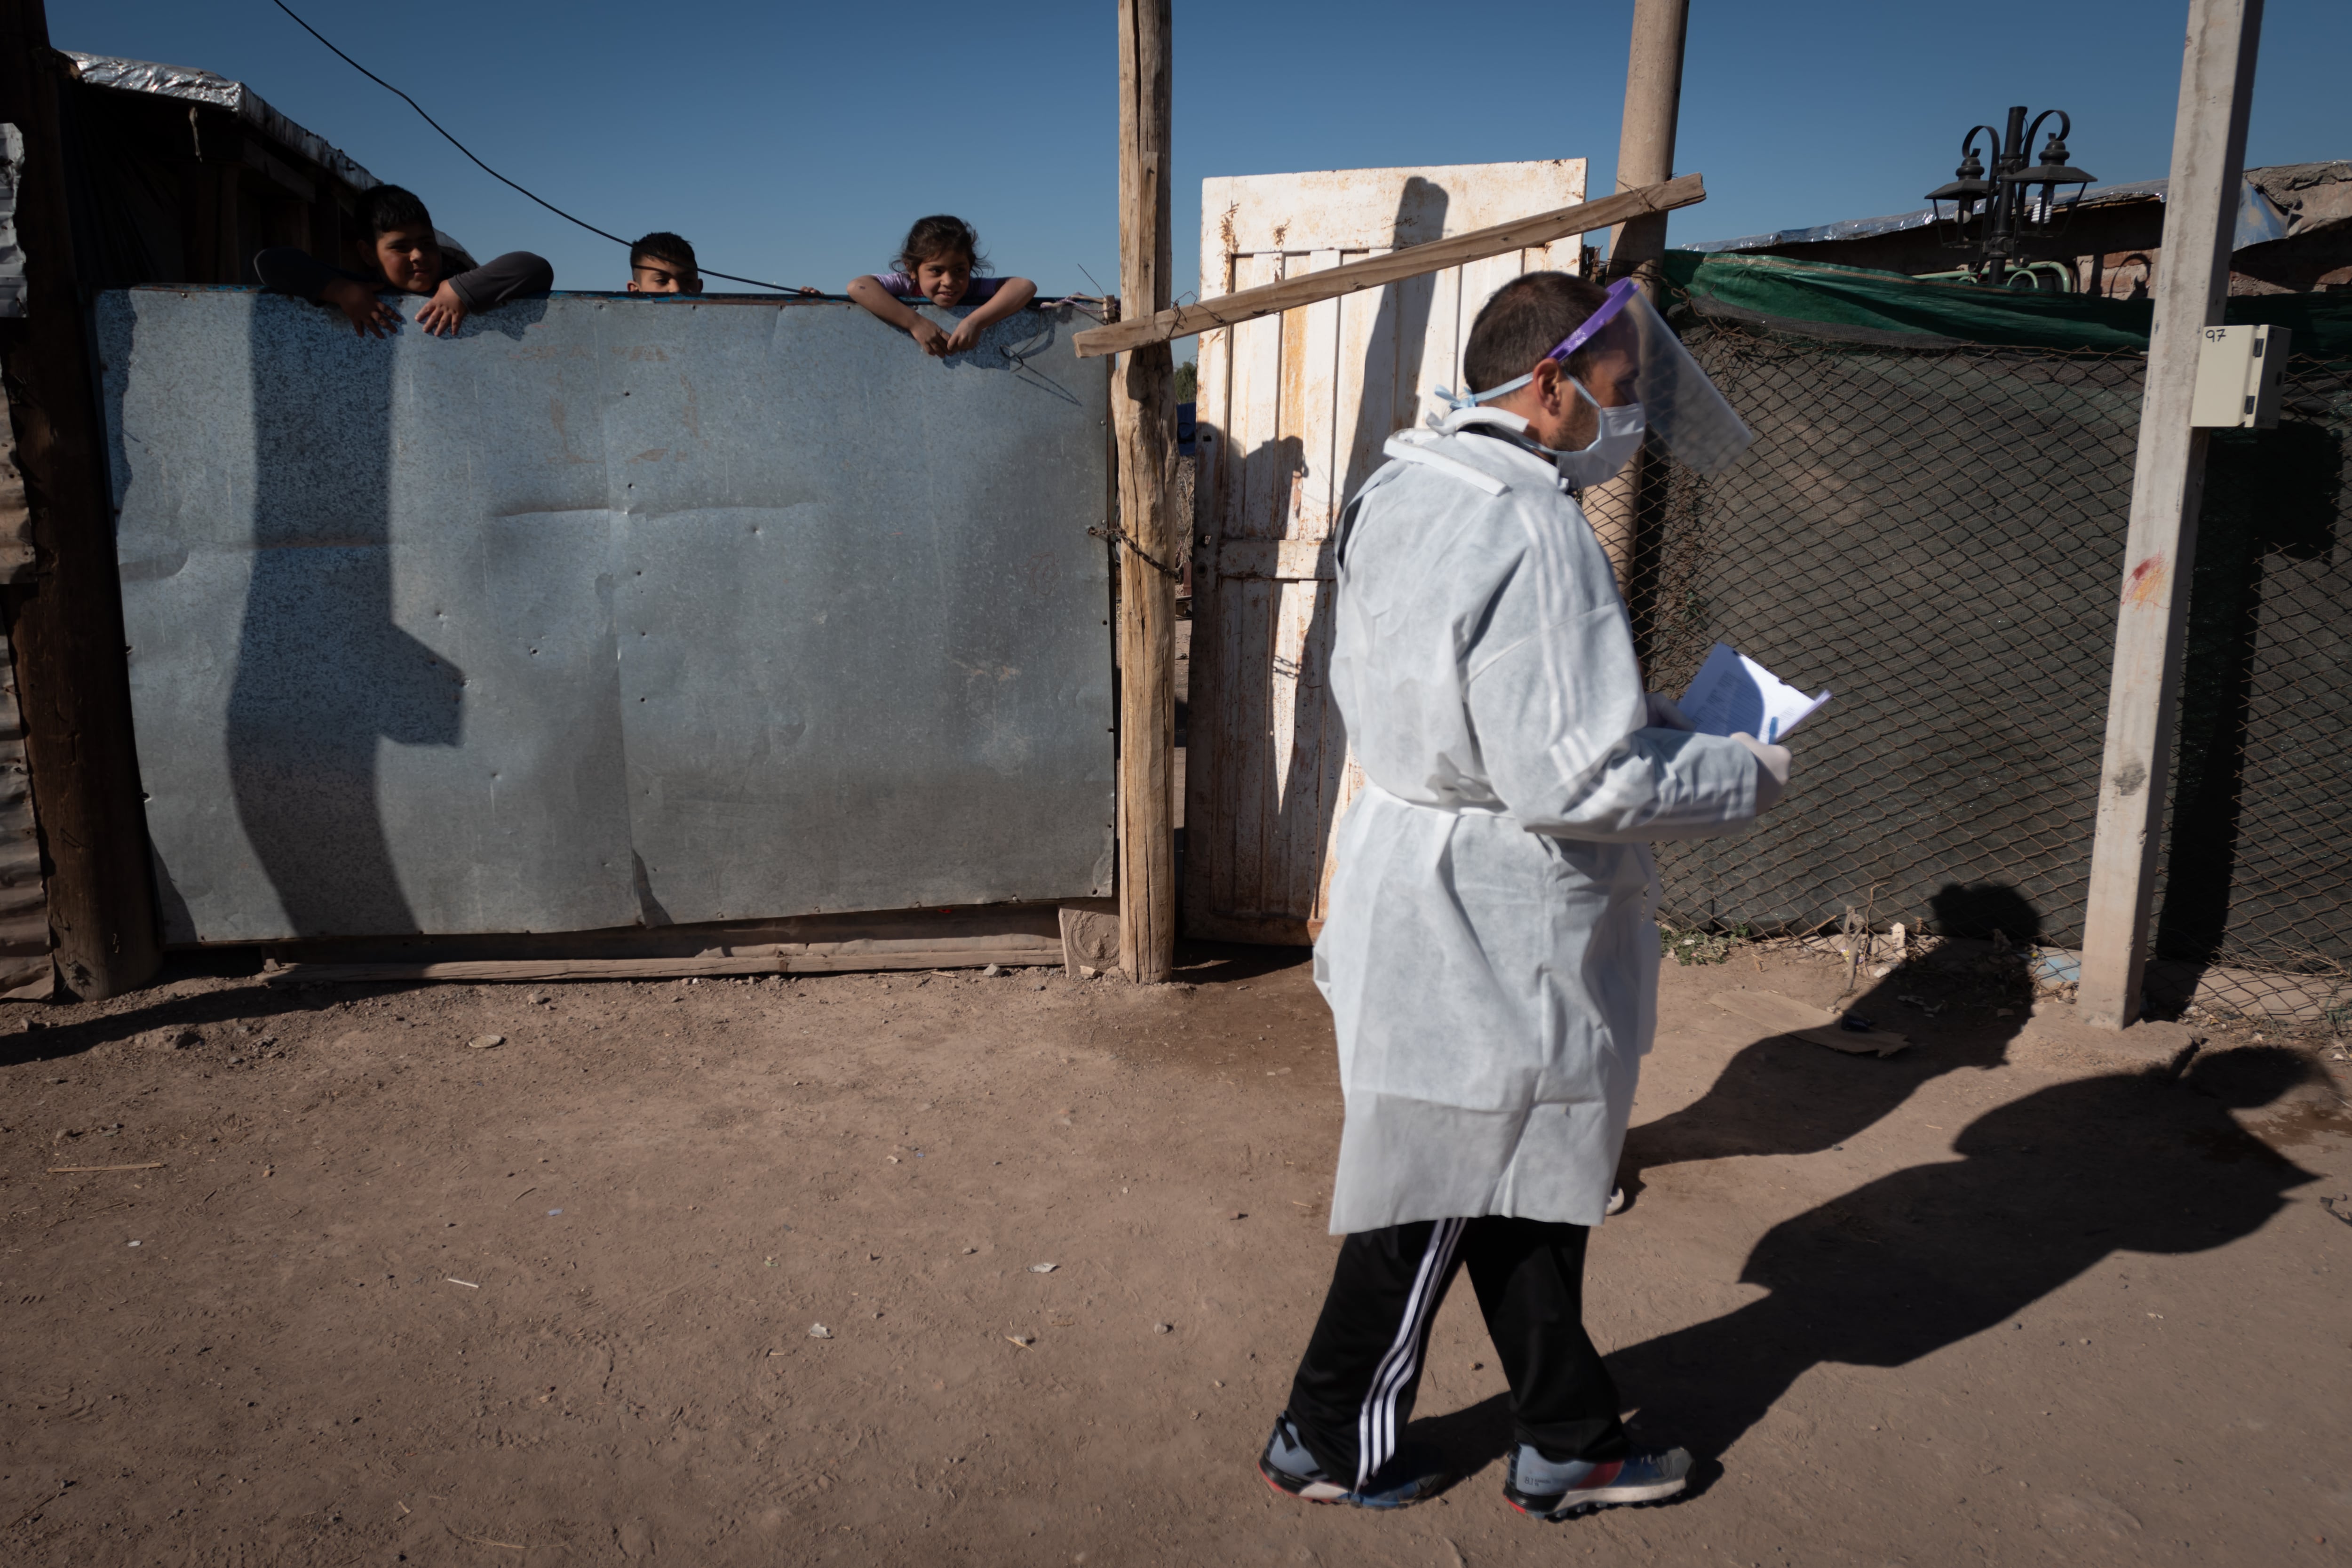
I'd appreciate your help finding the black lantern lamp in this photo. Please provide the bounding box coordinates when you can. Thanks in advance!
[2006,114,2096,231]
[1926,132,1999,247]
[1924,106,2093,287]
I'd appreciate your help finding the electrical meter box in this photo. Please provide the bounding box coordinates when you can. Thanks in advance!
[2190,323,2290,429]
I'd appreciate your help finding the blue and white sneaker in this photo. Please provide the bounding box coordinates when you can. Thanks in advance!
[1501,1443,1691,1520]
[1256,1414,1451,1510]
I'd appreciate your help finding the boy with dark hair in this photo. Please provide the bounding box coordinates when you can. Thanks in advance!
[626,232,702,295]
[253,184,553,338]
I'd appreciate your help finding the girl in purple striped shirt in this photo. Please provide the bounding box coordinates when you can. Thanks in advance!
[847,215,1037,357]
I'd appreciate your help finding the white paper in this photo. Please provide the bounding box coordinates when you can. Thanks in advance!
[1677,642,1831,743]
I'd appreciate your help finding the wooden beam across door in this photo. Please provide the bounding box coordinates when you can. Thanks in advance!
[1072,172,1706,358]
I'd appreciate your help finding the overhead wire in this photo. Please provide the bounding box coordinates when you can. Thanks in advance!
[267,0,819,294]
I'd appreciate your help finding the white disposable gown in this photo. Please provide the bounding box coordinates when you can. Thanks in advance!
[1314,408,1765,1234]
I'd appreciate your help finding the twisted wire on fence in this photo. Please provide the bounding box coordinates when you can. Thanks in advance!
[1626,310,2351,1024]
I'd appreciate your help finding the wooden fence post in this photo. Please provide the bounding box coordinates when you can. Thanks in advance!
[1604,0,1691,291]
[1589,0,1690,591]
[2077,0,2265,1028]
[1112,0,1176,983]
[0,0,162,999]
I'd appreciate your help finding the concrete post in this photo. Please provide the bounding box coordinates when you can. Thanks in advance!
[2077,0,2265,1028]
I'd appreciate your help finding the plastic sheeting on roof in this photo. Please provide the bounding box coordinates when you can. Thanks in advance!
[1658,248,2352,358]
[64,52,378,193]
[1683,167,2327,257]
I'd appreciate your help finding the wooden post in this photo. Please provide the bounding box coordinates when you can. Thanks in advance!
[1604,0,1690,293]
[1588,0,1690,591]
[1112,0,1177,984]
[2077,0,2264,1029]
[0,0,163,998]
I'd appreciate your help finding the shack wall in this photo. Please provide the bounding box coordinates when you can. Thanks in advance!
[98,291,1114,943]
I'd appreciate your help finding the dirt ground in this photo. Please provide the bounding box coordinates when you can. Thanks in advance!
[4,938,2349,1567]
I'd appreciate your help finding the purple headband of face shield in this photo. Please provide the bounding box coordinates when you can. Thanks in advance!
[1542,276,1639,366]
[1438,275,1646,414]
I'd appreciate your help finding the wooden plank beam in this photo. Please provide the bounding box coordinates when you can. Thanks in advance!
[262,939,1066,987]
[2076,0,2265,1029]
[0,0,162,998]
[1111,0,1177,984]
[1074,173,1706,359]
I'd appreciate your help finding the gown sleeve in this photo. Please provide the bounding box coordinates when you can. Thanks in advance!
[1465,598,1764,844]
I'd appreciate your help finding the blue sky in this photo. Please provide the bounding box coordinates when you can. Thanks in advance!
[63,0,2352,330]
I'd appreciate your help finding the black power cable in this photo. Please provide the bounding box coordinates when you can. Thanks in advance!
[268,0,818,295]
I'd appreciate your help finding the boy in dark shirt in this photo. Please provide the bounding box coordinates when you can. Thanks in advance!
[253,184,552,338]
[626,232,702,295]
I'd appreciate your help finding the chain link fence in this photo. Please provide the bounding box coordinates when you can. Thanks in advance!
[1624,307,2352,1027]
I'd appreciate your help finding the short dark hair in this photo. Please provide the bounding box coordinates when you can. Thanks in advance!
[1462,271,1612,394]
[363,184,433,238]
[894,214,987,275]
[630,231,697,274]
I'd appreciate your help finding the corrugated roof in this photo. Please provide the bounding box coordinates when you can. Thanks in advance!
[1682,161,2350,257]
[64,52,378,193]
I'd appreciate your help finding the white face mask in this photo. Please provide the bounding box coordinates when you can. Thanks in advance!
[1537,378,1646,489]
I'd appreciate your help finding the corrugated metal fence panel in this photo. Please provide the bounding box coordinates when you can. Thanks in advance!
[98,289,1114,943]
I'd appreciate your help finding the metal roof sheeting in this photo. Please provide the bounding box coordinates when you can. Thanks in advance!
[64,51,379,192]
[1681,162,2352,257]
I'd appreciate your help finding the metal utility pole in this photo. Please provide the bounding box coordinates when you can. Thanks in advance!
[2077,0,2265,1028]
[0,0,162,998]
[1590,0,1690,588]
[1112,0,1177,983]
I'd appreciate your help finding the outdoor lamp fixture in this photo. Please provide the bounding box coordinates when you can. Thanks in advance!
[1925,105,2094,287]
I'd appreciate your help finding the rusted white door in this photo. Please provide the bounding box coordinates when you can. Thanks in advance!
[1186,159,1588,943]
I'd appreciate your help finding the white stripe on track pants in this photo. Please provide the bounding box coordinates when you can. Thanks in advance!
[1279,1215,1628,1488]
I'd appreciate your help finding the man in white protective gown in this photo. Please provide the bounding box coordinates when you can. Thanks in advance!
[1255,271,1789,1521]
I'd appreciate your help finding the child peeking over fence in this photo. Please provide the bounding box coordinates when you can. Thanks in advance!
[626,231,702,295]
[252,184,553,338]
[847,215,1036,357]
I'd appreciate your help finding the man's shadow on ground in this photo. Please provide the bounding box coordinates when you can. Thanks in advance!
[1405,1044,2318,1479]
[1623,883,2048,1200]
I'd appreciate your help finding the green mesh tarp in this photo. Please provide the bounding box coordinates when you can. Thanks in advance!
[1631,253,2352,1010]
[1661,250,2352,358]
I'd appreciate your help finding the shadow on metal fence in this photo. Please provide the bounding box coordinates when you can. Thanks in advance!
[1627,310,2351,1027]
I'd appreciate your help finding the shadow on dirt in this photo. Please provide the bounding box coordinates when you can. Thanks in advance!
[1173,941,1316,986]
[1624,883,2046,1199]
[1403,1044,2317,1487]
[0,959,413,1072]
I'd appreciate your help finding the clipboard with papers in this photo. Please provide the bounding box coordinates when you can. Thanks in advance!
[1677,642,1831,743]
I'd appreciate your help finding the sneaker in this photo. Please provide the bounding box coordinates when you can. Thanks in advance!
[1501,1443,1691,1520]
[1606,1186,1628,1216]
[1256,1414,1451,1510]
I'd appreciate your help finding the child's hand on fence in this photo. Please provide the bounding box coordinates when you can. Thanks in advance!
[321,279,404,339]
[908,316,950,356]
[943,318,985,356]
[417,282,470,338]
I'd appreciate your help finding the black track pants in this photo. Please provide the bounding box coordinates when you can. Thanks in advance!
[1283,1215,1628,1488]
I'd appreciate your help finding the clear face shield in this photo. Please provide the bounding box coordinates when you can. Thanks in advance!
[1435,277,1755,479]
